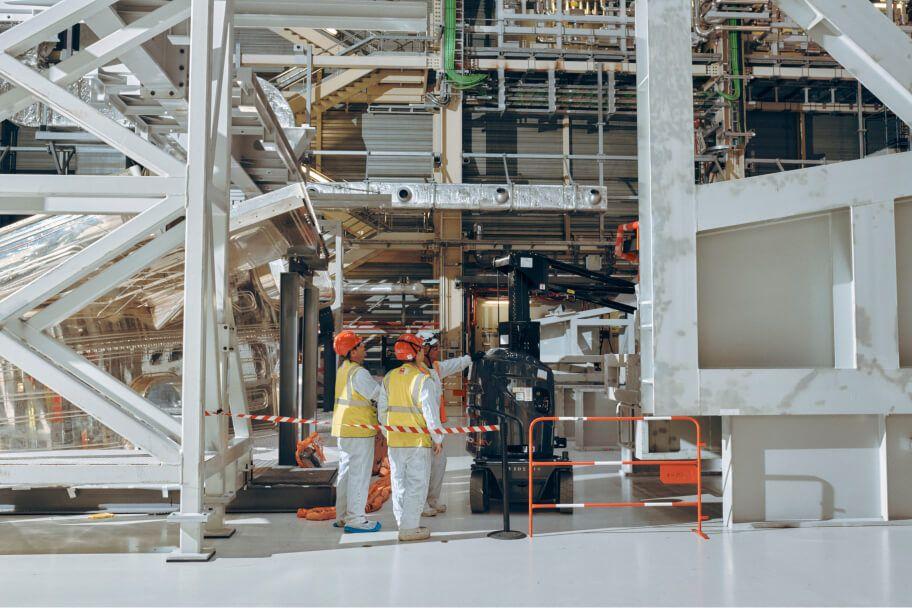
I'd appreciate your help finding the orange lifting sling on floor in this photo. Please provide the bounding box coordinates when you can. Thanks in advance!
[527,415,709,540]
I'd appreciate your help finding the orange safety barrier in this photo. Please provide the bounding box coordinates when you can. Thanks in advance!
[527,415,709,540]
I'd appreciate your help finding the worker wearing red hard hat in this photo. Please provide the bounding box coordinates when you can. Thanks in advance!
[330,330,382,533]
[377,333,441,541]
[415,330,484,518]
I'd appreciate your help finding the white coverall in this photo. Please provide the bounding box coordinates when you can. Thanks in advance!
[335,367,381,528]
[377,370,443,531]
[426,355,472,511]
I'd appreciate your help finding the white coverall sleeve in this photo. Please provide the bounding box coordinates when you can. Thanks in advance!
[436,355,472,380]
[376,378,389,438]
[419,377,444,445]
[351,367,381,401]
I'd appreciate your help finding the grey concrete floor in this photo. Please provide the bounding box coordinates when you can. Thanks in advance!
[1,434,910,606]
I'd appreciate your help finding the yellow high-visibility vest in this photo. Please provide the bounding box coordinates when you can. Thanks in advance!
[331,360,377,438]
[382,363,432,448]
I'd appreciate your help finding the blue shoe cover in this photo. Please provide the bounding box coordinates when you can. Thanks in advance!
[344,521,381,533]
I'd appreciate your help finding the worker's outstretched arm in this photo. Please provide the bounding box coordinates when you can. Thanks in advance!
[436,355,472,379]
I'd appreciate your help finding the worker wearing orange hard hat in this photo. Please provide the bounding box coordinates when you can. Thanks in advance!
[415,330,484,518]
[377,333,442,541]
[330,330,382,533]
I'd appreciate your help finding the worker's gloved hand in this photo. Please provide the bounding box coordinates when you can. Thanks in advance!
[471,351,485,362]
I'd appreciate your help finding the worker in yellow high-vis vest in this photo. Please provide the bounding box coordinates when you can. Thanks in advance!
[330,330,382,533]
[415,330,484,517]
[377,333,442,542]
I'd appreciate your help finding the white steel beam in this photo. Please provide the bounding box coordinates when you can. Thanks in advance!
[696,151,912,231]
[0,196,163,215]
[0,456,180,487]
[0,54,184,176]
[0,175,184,198]
[851,201,900,370]
[6,320,182,441]
[0,0,116,55]
[29,222,185,331]
[0,330,180,463]
[233,0,428,31]
[172,0,216,561]
[0,0,190,122]
[775,0,912,125]
[0,195,183,324]
[241,53,430,69]
[635,0,699,413]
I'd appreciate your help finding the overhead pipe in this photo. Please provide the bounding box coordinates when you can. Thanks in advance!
[344,282,428,296]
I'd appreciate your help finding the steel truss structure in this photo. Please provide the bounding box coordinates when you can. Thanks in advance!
[0,0,325,560]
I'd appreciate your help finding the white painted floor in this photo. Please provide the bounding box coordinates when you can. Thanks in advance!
[2,438,910,606]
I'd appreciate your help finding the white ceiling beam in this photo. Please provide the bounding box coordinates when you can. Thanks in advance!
[234,0,428,32]
[0,175,184,198]
[0,0,117,55]
[0,196,164,214]
[775,0,912,125]
[0,53,184,176]
[696,151,912,231]
[0,0,190,122]
[241,53,431,69]
[0,195,183,323]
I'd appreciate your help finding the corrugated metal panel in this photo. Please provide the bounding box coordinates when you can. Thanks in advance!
[319,108,433,181]
[464,113,564,184]
[463,113,637,195]
[11,128,54,173]
[807,114,859,162]
[236,29,294,55]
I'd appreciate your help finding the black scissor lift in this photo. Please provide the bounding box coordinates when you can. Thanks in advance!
[466,252,636,514]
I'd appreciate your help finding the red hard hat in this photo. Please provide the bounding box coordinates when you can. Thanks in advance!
[333,330,363,356]
[394,333,424,361]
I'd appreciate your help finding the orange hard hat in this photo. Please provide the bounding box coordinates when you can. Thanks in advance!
[333,330,363,356]
[394,333,424,361]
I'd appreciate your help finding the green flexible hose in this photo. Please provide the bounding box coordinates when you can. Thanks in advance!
[444,0,487,89]
[718,19,741,102]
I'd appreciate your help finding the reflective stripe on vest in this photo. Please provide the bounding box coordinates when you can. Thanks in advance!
[330,360,377,438]
[382,363,432,448]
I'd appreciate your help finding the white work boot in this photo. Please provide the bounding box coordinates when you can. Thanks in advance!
[434,503,447,514]
[421,505,438,517]
[398,527,431,542]
[427,499,447,514]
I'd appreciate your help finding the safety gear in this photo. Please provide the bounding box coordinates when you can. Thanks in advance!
[333,330,363,357]
[382,364,432,448]
[331,361,378,438]
[344,521,382,533]
[394,333,424,361]
[398,527,431,542]
[421,505,438,517]
[334,436,376,528]
[416,330,439,348]
[389,446,433,531]
[426,448,446,513]
[471,351,485,362]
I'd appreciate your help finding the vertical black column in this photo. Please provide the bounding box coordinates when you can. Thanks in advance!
[278,272,301,466]
[301,278,320,434]
[507,267,530,323]
[319,306,336,412]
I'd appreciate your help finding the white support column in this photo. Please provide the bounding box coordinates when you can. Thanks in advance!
[635,0,699,414]
[721,415,734,528]
[169,0,216,563]
[851,201,900,370]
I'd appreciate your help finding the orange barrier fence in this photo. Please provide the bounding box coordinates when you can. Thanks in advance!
[527,415,709,539]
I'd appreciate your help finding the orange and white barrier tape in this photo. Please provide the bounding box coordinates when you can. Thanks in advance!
[204,410,498,435]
